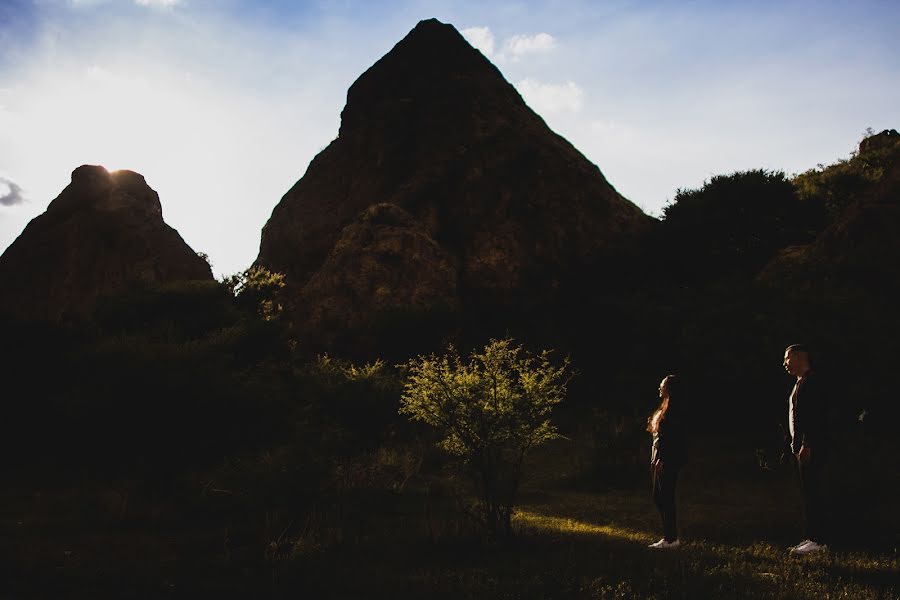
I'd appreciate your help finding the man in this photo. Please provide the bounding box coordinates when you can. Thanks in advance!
[782,344,829,555]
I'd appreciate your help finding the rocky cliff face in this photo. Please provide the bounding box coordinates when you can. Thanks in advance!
[0,165,213,321]
[257,18,652,352]
[299,202,459,351]
[858,128,899,157]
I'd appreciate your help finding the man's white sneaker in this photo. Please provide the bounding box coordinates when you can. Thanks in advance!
[791,540,827,555]
[648,538,680,549]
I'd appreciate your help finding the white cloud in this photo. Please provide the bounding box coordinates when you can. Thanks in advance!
[515,78,584,114]
[135,0,180,7]
[503,33,556,59]
[462,26,495,57]
[69,0,180,7]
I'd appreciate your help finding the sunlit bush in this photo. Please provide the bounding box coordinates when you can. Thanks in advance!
[399,338,570,539]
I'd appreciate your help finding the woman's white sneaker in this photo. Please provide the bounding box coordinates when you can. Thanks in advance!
[791,540,827,555]
[648,538,680,549]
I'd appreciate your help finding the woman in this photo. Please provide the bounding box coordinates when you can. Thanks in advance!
[647,374,688,549]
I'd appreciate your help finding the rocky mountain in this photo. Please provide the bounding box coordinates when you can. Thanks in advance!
[0,165,213,322]
[257,18,653,352]
[298,202,459,350]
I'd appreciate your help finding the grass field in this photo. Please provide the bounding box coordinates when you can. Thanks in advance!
[2,433,897,599]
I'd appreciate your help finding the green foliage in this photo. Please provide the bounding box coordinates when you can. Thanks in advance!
[311,354,388,384]
[1,277,297,479]
[400,339,567,456]
[92,279,239,340]
[793,129,900,220]
[297,354,404,454]
[196,250,212,268]
[399,338,569,538]
[222,265,287,320]
[660,169,815,281]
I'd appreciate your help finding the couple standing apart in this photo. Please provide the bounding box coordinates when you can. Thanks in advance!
[645,344,829,555]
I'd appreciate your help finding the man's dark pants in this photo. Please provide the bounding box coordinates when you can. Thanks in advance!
[798,457,826,543]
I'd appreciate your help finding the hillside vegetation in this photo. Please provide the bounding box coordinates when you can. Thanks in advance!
[1,130,898,598]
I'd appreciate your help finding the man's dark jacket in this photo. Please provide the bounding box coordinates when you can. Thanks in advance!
[789,370,830,457]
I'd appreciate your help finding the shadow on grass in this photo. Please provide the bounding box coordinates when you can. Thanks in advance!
[507,489,899,600]
[3,433,898,600]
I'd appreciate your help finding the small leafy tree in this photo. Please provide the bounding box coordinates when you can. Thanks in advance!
[222,266,287,320]
[399,338,570,539]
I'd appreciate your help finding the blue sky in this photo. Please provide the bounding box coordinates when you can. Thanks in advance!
[1,0,898,277]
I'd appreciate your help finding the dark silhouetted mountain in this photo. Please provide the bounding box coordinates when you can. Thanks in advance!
[256,18,652,353]
[0,165,213,322]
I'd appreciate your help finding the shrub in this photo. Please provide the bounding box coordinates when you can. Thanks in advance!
[399,338,569,539]
[222,266,287,321]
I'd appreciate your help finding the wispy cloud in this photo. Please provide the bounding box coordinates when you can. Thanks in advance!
[515,78,584,114]
[503,33,556,60]
[0,177,26,207]
[69,0,180,6]
[134,0,180,7]
[462,26,495,58]
[462,28,556,63]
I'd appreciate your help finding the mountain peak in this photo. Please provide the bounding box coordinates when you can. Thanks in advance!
[403,17,470,51]
[339,19,505,138]
[54,164,162,220]
[258,19,650,355]
[410,17,456,34]
[0,166,212,321]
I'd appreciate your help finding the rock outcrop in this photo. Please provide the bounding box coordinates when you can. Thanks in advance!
[257,18,652,352]
[0,165,213,321]
[858,128,899,156]
[299,203,458,351]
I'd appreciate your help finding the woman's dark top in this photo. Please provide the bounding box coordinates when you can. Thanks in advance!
[651,412,688,468]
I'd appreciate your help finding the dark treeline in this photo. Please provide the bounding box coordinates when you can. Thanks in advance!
[3,131,898,482]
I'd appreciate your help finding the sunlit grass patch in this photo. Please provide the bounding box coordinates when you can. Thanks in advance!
[515,507,650,543]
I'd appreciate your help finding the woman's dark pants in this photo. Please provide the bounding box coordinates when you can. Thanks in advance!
[652,465,680,542]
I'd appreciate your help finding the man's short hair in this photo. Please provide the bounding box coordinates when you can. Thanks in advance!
[786,344,812,364]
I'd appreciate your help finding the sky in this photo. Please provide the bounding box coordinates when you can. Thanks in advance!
[1,0,898,278]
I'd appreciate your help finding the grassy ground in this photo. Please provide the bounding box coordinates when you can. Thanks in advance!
[1,434,897,599]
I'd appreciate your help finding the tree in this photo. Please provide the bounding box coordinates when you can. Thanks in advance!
[659,169,815,282]
[222,265,287,320]
[399,338,569,539]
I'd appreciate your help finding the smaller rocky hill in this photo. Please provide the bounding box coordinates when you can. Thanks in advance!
[0,165,213,322]
[297,203,459,353]
[760,129,900,295]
